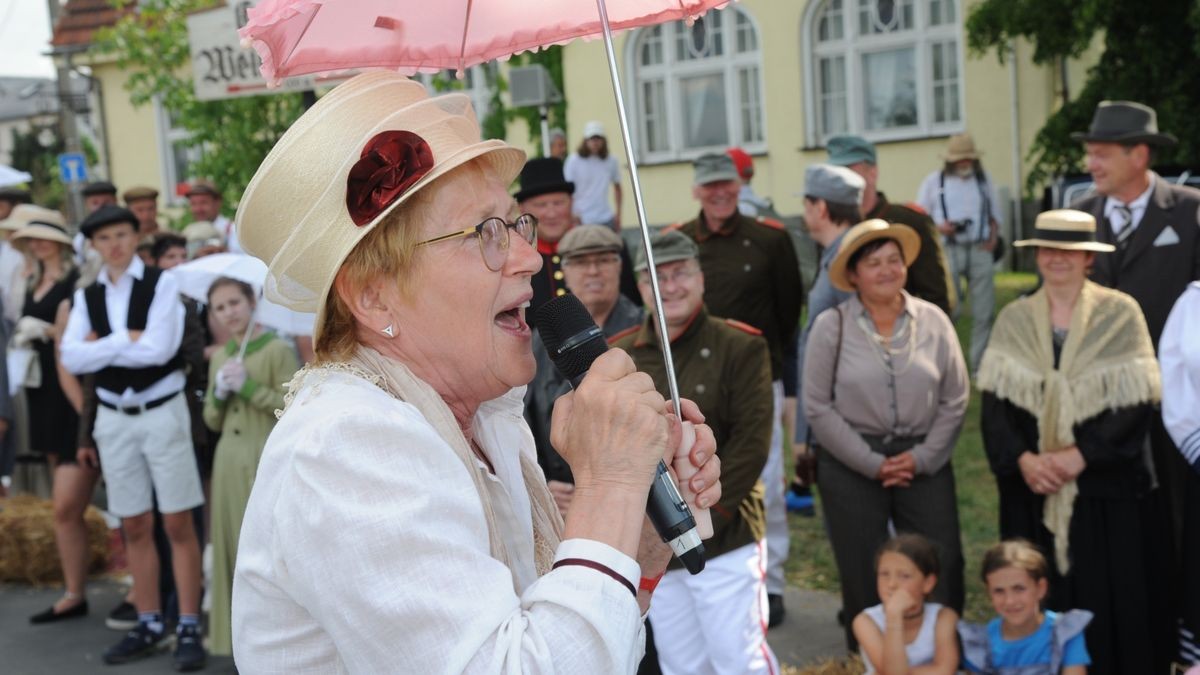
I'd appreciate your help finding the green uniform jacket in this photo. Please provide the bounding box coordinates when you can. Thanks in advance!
[671,212,803,381]
[867,192,955,315]
[611,308,773,567]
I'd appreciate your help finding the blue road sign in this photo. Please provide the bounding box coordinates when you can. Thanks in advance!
[57,153,88,184]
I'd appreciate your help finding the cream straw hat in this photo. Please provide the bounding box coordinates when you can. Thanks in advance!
[829,219,922,292]
[8,206,72,251]
[235,72,526,342]
[1013,209,1115,253]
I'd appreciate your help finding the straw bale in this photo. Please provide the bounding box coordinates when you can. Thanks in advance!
[781,655,865,675]
[0,495,109,584]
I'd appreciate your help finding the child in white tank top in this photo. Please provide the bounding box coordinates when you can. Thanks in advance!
[852,534,960,674]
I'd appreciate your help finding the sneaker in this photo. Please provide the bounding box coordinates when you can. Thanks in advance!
[106,601,138,631]
[103,623,167,665]
[173,624,207,672]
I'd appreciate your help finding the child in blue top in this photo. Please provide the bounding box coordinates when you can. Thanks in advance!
[852,534,960,674]
[959,540,1091,674]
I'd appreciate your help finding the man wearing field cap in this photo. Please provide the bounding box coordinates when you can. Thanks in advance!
[186,179,238,254]
[122,186,162,240]
[1072,101,1200,664]
[828,135,952,314]
[613,229,776,675]
[524,224,642,510]
[82,181,119,213]
[669,152,803,626]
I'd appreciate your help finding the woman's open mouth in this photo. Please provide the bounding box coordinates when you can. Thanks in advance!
[494,300,531,337]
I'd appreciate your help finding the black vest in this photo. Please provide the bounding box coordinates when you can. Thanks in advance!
[84,266,184,394]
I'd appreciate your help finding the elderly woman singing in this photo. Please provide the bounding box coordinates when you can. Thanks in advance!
[230,73,722,673]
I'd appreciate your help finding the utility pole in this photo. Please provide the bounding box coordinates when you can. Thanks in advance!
[46,0,86,223]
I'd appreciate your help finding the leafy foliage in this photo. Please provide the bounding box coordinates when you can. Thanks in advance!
[966,0,1200,193]
[95,0,304,208]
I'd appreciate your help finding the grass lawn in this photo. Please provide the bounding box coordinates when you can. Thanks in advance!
[784,271,1039,622]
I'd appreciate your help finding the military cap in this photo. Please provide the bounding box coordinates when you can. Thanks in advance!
[826,135,877,166]
[804,164,865,207]
[81,181,118,197]
[634,229,699,272]
[692,153,739,186]
[80,204,139,238]
[122,185,159,203]
[184,179,221,199]
[559,224,623,258]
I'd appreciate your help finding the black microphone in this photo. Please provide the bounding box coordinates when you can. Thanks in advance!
[537,295,706,574]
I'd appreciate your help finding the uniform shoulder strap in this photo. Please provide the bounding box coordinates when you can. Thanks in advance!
[723,318,763,335]
[754,215,785,231]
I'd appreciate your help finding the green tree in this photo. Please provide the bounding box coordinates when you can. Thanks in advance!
[967,0,1200,193]
[96,0,304,208]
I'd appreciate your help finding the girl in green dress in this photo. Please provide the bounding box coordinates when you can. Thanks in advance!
[203,277,299,655]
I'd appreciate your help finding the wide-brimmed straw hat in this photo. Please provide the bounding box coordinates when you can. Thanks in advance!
[1014,209,1115,253]
[8,207,72,251]
[942,133,982,162]
[829,219,922,292]
[236,72,526,342]
[1,204,65,233]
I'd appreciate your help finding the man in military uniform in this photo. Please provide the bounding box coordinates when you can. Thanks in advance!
[524,225,642,512]
[515,157,639,327]
[669,153,802,625]
[612,230,777,674]
[827,135,953,314]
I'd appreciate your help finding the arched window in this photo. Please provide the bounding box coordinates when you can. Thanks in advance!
[628,6,766,162]
[802,0,964,145]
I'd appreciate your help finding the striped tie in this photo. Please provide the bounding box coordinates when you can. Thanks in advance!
[1113,204,1134,250]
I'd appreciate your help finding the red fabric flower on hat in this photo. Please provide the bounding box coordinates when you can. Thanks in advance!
[346,130,435,226]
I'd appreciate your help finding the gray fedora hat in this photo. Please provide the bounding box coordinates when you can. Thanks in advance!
[1071,100,1178,146]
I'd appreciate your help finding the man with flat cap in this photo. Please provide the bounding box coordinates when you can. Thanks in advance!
[123,186,162,240]
[613,229,776,675]
[1072,100,1200,669]
[827,135,952,314]
[82,181,119,213]
[60,205,206,670]
[792,164,863,481]
[186,179,238,254]
[668,152,803,626]
[515,157,639,327]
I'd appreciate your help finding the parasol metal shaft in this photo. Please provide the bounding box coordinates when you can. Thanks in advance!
[235,295,264,362]
[594,0,683,416]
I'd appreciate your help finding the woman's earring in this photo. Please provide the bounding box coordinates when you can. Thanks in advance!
[381,324,395,338]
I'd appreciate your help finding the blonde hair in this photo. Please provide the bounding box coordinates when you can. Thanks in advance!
[981,539,1050,584]
[27,241,76,292]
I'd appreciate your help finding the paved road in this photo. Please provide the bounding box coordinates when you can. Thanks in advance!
[2,581,846,673]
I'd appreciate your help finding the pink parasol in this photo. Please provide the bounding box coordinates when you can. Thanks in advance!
[240,0,731,82]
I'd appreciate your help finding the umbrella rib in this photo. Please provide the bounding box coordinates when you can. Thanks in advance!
[458,0,474,76]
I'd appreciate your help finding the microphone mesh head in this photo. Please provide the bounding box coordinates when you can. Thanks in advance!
[535,294,608,384]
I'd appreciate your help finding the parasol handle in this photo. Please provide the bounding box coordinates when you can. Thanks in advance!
[594,0,683,416]
[236,294,264,362]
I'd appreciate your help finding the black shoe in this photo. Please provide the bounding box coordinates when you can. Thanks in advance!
[103,623,167,665]
[106,600,138,631]
[767,593,785,628]
[29,599,89,624]
[173,624,207,672]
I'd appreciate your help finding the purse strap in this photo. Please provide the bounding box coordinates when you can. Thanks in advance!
[805,305,844,448]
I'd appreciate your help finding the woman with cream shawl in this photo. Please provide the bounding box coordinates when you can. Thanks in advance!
[978,209,1171,675]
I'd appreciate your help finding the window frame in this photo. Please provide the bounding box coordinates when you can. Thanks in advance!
[154,97,202,206]
[801,0,966,147]
[625,6,768,164]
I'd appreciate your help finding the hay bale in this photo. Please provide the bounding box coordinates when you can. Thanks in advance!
[781,655,865,675]
[0,495,109,584]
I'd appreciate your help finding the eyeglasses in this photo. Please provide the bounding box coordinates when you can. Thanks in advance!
[417,213,538,271]
[561,253,620,270]
[640,264,699,288]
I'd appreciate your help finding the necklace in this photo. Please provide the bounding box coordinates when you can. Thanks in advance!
[855,310,918,377]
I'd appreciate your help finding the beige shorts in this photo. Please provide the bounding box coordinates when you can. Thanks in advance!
[94,393,204,519]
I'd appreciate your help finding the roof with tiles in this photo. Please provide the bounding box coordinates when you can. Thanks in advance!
[50,0,136,48]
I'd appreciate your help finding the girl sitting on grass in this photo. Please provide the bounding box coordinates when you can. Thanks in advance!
[960,540,1091,674]
[852,533,960,674]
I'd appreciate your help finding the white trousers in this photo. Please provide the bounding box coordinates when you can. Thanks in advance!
[649,541,778,675]
[762,380,788,594]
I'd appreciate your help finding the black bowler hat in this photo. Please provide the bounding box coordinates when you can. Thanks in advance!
[0,187,31,204]
[81,181,118,198]
[1071,100,1178,146]
[514,158,574,203]
[80,204,139,238]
